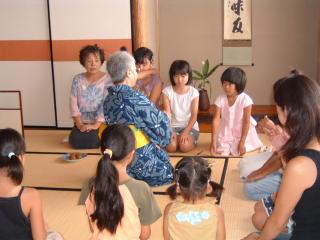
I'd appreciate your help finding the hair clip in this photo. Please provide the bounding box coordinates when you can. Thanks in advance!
[103,149,113,158]
[8,152,15,159]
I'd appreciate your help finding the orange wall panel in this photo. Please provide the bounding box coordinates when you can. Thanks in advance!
[0,40,51,61]
[0,39,132,61]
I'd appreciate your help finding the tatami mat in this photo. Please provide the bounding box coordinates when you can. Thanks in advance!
[23,153,100,189]
[40,184,255,240]
[40,190,91,240]
[25,129,100,154]
[220,158,256,240]
[150,195,171,240]
[40,190,170,240]
[25,129,269,158]
[23,154,225,193]
[24,129,213,156]
[26,129,270,240]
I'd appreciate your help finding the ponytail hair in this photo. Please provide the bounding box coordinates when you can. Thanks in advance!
[0,128,25,185]
[89,152,124,234]
[205,166,224,199]
[100,124,135,162]
[167,157,224,202]
[89,124,136,234]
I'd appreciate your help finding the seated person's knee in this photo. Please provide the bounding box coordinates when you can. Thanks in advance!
[166,143,177,152]
[179,142,194,153]
[252,200,268,230]
[166,133,177,152]
[254,200,264,212]
[178,137,195,153]
[252,212,265,230]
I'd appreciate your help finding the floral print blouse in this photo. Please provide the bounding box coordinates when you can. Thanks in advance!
[70,73,112,123]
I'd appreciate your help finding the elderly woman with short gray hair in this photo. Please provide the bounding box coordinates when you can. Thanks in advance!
[103,51,173,186]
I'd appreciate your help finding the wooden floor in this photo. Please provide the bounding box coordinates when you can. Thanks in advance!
[23,129,269,240]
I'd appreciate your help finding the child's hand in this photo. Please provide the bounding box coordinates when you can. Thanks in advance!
[137,68,158,79]
[179,130,189,144]
[210,142,217,155]
[149,68,159,75]
[238,141,246,156]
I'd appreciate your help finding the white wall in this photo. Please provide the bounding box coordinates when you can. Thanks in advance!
[0,0,132,127]
[0,0,55,126]
[159,0,320,104]
[0,0,49,40]
[50,0,131,40]
[49,0,132,127]
[0,61,55,125]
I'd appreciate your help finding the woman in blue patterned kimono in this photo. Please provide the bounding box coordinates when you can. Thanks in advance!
[103,51,173,186]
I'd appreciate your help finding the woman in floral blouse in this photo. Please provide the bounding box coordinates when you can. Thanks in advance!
[69,44,112,149]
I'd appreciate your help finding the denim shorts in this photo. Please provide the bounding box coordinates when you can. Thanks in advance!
[173,127,200,141]
[262,195,295,234]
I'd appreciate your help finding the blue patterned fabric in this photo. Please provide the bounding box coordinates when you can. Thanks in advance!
[104,84,173,186]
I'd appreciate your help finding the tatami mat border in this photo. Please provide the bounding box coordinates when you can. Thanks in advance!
[24,155,241,204]
[25,150,241,159]
[26,151,101,155]
[26,186,81,192]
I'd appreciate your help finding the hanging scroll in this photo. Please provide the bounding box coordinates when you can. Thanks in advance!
[224,0,251,40]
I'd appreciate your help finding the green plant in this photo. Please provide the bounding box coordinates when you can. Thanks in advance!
[192,59,221,90]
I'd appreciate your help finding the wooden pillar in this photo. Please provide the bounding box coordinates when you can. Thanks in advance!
[132,0,159,68]
[132,0,145,49]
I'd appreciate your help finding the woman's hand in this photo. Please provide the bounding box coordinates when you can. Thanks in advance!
[75,121,87,132]
[79,124,88,132]
[246,170,265,182]
[263,125,283,137]
[85,124,96,131]
[77,123,98,132]
[259,115,276,131]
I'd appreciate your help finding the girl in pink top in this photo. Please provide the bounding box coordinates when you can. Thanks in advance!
[133,47,162,105]
[211,67,263,156]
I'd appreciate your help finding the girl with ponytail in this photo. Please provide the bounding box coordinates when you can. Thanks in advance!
[85,124,161,239]
[0,128,64,240]
[163,157,226,240]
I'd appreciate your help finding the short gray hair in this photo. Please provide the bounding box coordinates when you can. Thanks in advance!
[106,51,136,84]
